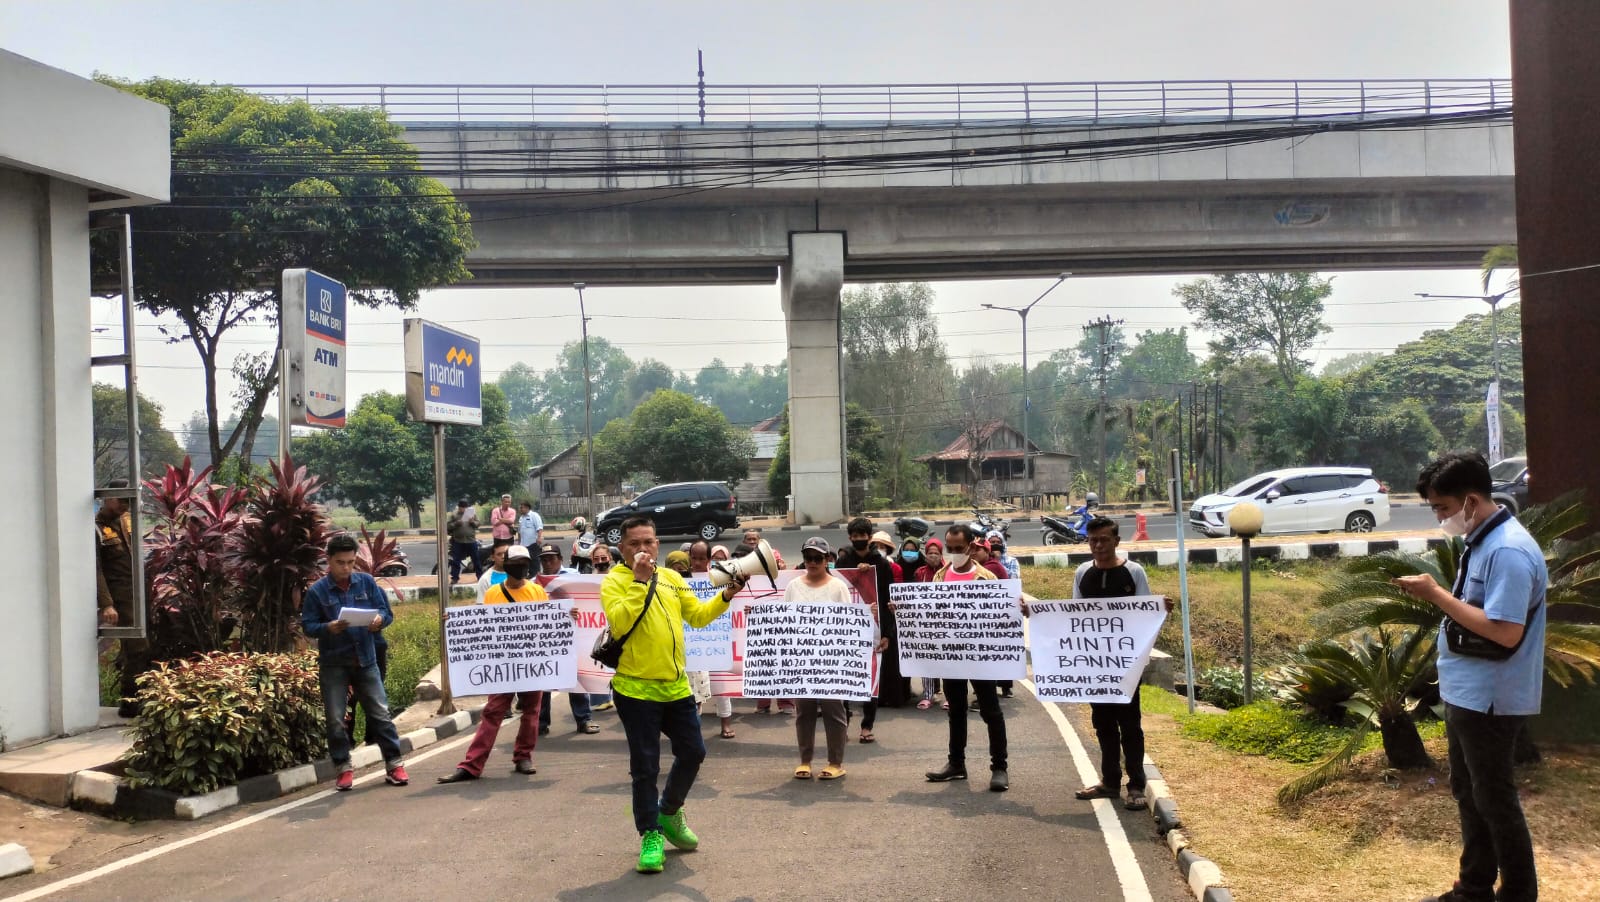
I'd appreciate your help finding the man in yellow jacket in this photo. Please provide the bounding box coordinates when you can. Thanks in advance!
[601,516,747,874]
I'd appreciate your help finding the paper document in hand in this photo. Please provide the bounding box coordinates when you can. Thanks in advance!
[337,607,381,627]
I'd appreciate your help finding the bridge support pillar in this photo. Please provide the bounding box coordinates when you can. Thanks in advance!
[781,232,847,525]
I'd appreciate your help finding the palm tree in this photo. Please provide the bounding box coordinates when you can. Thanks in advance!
[1276,626,1437,803]
[1481,244,1519,293]
[1315,493,1600,690]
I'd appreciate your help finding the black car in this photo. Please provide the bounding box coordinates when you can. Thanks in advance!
[1490,455,1531,514]
[596,482,739,545]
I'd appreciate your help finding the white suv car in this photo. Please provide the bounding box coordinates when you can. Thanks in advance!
[1189,466,1390,538]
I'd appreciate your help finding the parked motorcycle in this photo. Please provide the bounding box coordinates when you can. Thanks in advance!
[378,547,410,578]
[894,516,933,541]
[972,509,1012,540]
[1039,494,1099,545]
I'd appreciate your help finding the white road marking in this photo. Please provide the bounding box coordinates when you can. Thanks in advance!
[1022,679,1155,902]
[0,732,474,902]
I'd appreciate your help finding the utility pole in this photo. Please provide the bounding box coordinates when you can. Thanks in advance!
[697,49,706,125]
[1084,315,1123,502]
[1214,382,1224,491]
[1417,289,1516,463]
[985,273,1070,509]
[575,283,596,525]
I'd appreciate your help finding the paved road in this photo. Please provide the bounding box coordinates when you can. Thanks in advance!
[396,503,1440,576]
[5,690,1191,902]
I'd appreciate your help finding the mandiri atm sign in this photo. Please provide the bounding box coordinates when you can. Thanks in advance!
[404,318,482,426]
[282,269,347,428]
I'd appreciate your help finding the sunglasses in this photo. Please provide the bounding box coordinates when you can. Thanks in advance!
[802,554,826,564]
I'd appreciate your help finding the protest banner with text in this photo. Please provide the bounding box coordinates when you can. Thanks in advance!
[741,599,876,701]
[1027,596,1168,703]
[889,579,1026,681]
[444,602,578,695]
[708,568,879,697]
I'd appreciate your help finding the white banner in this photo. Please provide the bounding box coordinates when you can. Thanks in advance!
[684,576,735,671]
[444,602,578,695]
[707,568,880,697]
[741,600,876,701]
[889,579,1027,681]
[1027,596,1168,703]
[1485,380,1503,465]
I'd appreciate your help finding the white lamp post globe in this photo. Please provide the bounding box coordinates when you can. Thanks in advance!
[1228,501,1265,538]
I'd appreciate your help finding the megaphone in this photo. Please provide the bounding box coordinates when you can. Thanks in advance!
[709,539,779,590]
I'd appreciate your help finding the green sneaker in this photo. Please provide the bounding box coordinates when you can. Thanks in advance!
[636,830,665,873]
[657,808,700,850]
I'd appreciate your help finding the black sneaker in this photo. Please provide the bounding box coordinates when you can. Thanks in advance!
[1418,883,1493,902]
[989,769,1010,792]
[925,762,968,782]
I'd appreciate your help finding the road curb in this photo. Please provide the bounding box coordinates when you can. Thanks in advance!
[1143,757,1233,902]
[68,708,483,821]
[1017,536,1443,568]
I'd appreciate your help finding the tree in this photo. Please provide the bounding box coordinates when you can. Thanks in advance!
[842,283,952,504]
[94,78,473,471]
[298,386,528,526]
[1117,328,1200,396]
[1250,375,1354,468]
[495,362,543,420]
[92,383,185,483]
[593,390,753,487]
[691,360,789,425]
[1321,351,1386,379]
[533,337,636,430]
[1176,272,1333,388]
[767,402,885,502]
[627,359,678,407]
[297,392,433,526]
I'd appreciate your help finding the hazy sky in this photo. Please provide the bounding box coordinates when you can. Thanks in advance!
[3,0,1515,436]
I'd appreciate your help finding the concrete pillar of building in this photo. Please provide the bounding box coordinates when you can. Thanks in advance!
[41,178,99,735]
[781,232,847,525]
[1510,2,1600,507]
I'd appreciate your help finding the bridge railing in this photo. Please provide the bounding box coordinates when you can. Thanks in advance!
[237,78,1510,127]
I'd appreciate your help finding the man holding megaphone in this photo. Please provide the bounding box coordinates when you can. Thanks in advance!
[601,516,752,875]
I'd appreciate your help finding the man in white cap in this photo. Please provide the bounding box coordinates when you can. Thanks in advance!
[438,545,549,783]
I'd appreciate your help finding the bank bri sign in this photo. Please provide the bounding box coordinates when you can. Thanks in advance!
[282,269,347,428]
[404,318,482,426]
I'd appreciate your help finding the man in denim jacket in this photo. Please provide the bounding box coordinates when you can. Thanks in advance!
[302,533,409,791]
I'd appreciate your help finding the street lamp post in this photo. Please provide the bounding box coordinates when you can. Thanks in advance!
[1417,289,1517,462]
[984,272,1070,509]
[1227,501,1264,705]
[575,282,596,526]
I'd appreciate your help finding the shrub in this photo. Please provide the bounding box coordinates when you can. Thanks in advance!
[1180,701,1353,765]
[383,607,440,715]
[228,458,331,653]
[1196,665,1274,710]
[143,458,248,656]
[123,652,326,795]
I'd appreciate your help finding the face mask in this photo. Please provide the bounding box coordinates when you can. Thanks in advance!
[827,563,836,571]
[1440,501,1475,537]
[948,553,970,569]
[505,563,532,580]
[851,539,869,552]
[901,551,919,563]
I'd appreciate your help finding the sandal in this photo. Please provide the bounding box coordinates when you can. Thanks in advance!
[917,699,933,710]
[818,765,846,780]
[794,764,813,779]
[1125,788,1149,810]
[941,701,950,710]
[720,727,736,739]
[1075,784,1118,800]
[859,731,876,744]
[579,721,601,734]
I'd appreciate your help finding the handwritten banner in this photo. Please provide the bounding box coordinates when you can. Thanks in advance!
[544,575,611,693]
[889,579,1027,680]
[684,577,735,671]
[1027,596,1168,703]
[741,600,876,701]
[708,568,879,697]
[444,602,578,695]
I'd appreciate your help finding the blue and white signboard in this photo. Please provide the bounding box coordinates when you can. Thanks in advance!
[282,269,347,428]
[404,318,482,426]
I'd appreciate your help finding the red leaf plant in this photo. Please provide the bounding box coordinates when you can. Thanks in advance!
[141,457,248,656]
[226,456,333,654]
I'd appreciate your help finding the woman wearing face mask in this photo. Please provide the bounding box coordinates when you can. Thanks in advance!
[898,538,927,578]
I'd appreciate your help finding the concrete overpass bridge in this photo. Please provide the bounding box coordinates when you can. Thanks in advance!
[249,79,1515,523]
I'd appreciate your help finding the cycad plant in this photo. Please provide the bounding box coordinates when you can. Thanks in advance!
[1315,492,1600,689]
[1276,626,1436,804]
